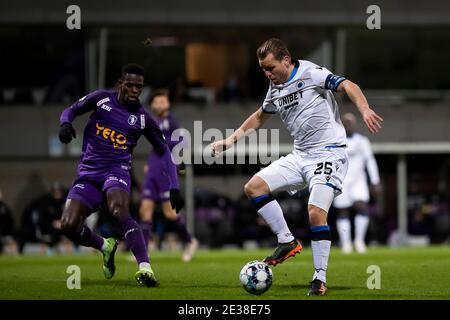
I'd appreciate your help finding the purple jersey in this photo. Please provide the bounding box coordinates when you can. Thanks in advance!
[142,113,182,201]
[147,113,181,172]
[154,113,181,151]
[60,89,179,190]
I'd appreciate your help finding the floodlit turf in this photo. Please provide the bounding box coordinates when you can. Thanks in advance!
[0,246,449,300]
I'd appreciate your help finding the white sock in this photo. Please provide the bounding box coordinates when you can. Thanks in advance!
[311,240,331,283]
[355,214,369,242]
[257,200,294,243]
[100,238,107,251]
[336,218,352,248]
[139,262,151,270]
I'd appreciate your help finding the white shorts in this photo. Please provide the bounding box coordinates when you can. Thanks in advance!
[256,147,348,198]
[333,176,370,209]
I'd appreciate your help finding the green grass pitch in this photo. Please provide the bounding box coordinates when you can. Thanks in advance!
[0,246,449,300]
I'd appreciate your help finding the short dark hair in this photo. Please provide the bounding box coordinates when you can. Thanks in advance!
[257,38,291,62]
[150,88,170,102]
[121,63,145,78]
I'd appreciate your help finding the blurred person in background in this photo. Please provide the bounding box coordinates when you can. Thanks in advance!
[35,182,70,255]
[57,63,183,287]
[211,38,382,296]
[0,189,18,255]
[17,182,70,255]
[332,112,381,254]
[44,49,84,105]
[139,89,198,262]
[14,172,47,227]
[407,177,432,239]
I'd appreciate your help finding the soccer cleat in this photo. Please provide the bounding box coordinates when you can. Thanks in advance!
[102,238,118,279]
[182,238,199,262]
[135,267,160,287]
[307,278,328,296]
[354,239,367,254]
[263,239,302,266]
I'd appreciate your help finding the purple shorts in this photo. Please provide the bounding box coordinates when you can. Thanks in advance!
[141,174,170,202]
[67,164,131,210]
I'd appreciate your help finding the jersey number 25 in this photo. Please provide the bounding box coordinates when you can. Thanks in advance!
[314,162,333,175]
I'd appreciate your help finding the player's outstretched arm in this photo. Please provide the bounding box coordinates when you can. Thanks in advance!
[211,108,272,156]
[337,80,383,134]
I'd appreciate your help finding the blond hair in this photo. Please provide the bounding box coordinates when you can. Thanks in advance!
[257,38,292,62]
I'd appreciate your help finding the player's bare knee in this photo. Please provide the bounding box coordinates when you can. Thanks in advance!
[139,200,154,221]
[243,181,254,197]
[162,202,177,220]
[354,201,368,212]
[337,208,350,218]
[139,206,151,221]
[244,177,269,198]
[109,201,128,219]
[60,215,80,235]
[308,205,327,226]
[139,210,152,222]
[60,219,71,234]
[164,210,178,221]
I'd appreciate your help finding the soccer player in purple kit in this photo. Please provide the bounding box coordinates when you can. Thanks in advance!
[139,89,198,262]
[58,63,184,287]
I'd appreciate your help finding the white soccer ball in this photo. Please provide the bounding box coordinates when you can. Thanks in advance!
[239,260,273,295]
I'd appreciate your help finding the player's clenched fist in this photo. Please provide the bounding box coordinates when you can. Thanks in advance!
[169,189,184,213]
[59,122,76,144]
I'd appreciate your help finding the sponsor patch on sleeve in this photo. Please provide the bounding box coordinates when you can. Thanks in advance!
[96,97,110,106]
